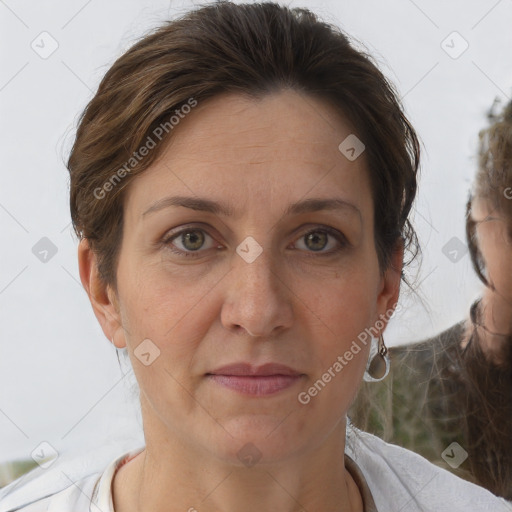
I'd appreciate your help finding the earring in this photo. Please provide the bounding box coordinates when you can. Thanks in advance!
[363,333,390,382]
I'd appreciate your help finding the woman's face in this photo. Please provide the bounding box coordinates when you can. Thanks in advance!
[472,196,512,301]
[82,90,401,465]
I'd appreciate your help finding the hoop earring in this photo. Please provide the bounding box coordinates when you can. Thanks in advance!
[363,334,390,382]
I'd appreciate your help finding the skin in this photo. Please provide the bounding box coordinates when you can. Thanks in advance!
[463,195,512,364]
[78,89,402,512]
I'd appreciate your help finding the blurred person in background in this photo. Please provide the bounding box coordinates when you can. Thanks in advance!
[350,97,512,500]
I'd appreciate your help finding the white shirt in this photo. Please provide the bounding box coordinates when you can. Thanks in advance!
[1,424,511,512]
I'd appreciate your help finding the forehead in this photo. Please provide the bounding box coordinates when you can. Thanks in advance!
[124,90,373,221]
[472,195,512,221]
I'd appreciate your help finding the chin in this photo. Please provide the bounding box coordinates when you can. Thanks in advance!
[207,414,310,466]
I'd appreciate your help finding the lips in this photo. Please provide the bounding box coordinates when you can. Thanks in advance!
[206,363,304,396]
[207,362,302,377]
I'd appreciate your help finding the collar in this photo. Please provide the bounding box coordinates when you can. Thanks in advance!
[90,446,145,512]
[90,448,377,512]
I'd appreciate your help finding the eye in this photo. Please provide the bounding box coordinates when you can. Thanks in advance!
[162,225,348,258]
[163,227,218,257]
[293,227,348,254]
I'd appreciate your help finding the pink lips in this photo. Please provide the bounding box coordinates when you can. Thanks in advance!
[206,363,304,396]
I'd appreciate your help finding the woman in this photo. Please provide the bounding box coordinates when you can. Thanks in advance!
[1,2,510,511]
[350,98,512,499]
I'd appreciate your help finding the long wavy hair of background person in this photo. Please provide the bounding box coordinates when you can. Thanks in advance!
[459,308,512,498]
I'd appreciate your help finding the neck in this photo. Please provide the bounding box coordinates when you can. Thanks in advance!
[112,412,363,512]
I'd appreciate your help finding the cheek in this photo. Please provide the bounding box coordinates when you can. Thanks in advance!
[298,261,378,380]
[307,260,379,333]
[480,239,505,280]
[117,258,219,363]
[122,242,201,309]
[118,271,219,418]
[297,313,371,424]
[491,252,512,288]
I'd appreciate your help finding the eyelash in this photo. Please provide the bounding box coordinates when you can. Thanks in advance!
[161,225,349,258]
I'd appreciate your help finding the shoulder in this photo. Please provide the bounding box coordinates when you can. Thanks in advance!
[2,472,101,511]
[390,321,466,359]
[345,423,512,512]
[0,447,144,512]
[388,321,467,379]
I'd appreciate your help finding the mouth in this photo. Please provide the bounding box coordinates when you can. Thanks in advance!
[206,362,305,396]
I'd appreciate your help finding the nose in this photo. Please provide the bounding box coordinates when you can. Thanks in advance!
[221,247,294,337]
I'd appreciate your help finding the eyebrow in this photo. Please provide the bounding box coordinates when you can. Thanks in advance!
[142,195,362,221]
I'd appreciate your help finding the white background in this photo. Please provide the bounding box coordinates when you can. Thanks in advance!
[1,0,511,464]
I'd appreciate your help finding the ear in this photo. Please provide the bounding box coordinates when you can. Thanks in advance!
[77,238,126,348]
[375,239,404,331]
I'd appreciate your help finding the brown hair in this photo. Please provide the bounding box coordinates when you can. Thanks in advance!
[67,0,420,292]
[466,98,512,286]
